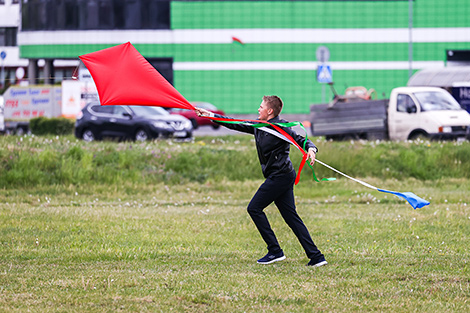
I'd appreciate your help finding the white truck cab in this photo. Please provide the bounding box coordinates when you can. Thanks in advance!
[388,87,470,141]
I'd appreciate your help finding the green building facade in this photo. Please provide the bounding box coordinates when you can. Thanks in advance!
[19,0,470,113]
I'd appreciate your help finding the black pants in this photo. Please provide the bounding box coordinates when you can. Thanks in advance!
[247,170,323,260]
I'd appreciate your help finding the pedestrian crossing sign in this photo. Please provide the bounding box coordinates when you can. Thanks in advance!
[317,65,332,83]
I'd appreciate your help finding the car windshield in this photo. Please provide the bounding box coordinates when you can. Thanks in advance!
[414,91,462,111]
[130,106,169,116]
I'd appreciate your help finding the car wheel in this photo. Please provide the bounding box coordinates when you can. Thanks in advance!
[135,128,150,141]
[16,127,26,136]
[190,119,199,129]
[82,129,96,142]
[212,123,220,129]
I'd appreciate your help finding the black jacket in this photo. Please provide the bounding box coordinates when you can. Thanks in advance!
[214,115,318,178]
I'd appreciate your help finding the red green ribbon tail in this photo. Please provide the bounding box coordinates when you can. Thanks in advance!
[203,115,320,184]
[205,116,305,154]
[295,153,308,185]
[306,161,336,182]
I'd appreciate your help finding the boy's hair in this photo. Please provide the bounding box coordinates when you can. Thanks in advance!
[263,95,283,116]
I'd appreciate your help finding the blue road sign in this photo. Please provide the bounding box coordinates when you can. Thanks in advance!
[317,64,332,83]
[0,51,6,60]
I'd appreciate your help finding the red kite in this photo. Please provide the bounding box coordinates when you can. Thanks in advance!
[79,42,194,110]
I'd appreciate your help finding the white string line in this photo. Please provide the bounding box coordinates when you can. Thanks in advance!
[314,159,378,190]
[257,126,379,190]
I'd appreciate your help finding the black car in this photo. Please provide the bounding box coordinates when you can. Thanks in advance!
[75,102,193,141]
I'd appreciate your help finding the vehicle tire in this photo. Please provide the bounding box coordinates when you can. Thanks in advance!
[408,131,428,141]
[212,123,220,129]
[81,128,96,142]
[190,119,198,129]
[135,128,150,141]
[16,127,26,136]
[325,135,343,141]
[343,133,359,141]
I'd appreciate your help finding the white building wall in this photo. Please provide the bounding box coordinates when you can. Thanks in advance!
[0,0,20,27]
[0,0,27,69]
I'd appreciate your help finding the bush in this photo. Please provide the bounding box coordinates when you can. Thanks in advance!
[30,117,75,135]
[1,135,470,188]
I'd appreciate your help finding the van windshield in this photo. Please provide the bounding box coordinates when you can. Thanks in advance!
[414,91,461,111]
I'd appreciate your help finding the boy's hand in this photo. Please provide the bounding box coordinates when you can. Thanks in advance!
[307,148,316,166]
[195,107,211,117]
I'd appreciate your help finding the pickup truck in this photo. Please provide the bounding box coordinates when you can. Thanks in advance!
[309,86,470,141]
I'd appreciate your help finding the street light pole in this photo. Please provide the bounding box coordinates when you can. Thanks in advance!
[408,0,413,79]
[0,50,6,88]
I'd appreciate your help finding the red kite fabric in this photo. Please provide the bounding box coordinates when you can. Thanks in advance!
[78,42,315,185]
[79,42,195,110]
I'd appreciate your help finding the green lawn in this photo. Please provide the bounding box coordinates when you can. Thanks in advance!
[1,135,469,311]
[1,175,469,312]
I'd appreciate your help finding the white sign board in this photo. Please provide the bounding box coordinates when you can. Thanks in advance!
[61,80,99,118]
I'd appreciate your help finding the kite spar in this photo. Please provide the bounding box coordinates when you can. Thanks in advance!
[79,42,430,210]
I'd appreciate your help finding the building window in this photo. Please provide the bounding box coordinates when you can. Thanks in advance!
[0,27,18,46]
[21,0,170,30]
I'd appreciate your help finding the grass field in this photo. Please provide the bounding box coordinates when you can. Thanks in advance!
[1,135,469,312]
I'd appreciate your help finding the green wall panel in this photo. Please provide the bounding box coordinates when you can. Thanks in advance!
[172,0,470,29]
[20,42,470,62]
[172,1,409,29]
[175,69,410,114]
[20,44,176,59]
[415,0,470,27]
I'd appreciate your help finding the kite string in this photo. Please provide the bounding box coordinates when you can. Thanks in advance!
[314,159,378,190]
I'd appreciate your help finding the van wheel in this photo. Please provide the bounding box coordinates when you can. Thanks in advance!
[325,135,339,141]
[82,129,96,142]
[135,128,150,141]
[343,134,359,141]
[408,131,428,141]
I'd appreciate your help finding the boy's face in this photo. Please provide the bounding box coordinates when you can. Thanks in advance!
[258,100,273,121]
